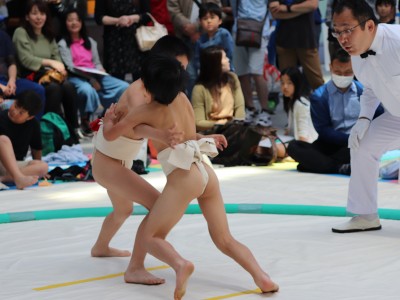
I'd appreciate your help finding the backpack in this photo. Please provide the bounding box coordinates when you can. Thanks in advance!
[40,112,74,155]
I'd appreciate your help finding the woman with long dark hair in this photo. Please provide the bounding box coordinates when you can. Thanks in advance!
[58,8,129,136]
[192,46,244,132]
[279,67,318,157]
[12,0,79,140]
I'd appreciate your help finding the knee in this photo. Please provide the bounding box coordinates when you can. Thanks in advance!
[113,206,133,221]
[211,232,235,254]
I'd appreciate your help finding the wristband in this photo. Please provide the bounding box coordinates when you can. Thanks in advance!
[358,116,371,121]
[286,4,292,12]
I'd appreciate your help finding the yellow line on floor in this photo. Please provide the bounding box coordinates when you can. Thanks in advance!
[204,288,261,299]
[33,265,170,291]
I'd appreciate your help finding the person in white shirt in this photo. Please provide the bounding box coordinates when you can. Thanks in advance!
[331,0,400,233]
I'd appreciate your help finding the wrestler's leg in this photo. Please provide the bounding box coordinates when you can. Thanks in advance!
[198,164,279,293]
[91,151,164,284]
[90,189,133,257]
[142,166,204,299]
[124,214,165,285]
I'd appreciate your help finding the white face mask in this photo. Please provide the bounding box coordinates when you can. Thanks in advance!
[331,73,353,89]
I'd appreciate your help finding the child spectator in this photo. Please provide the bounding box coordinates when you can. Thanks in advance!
[277,67,318,157]
[0,90,48,189]
[194,2,234,74]
[192,46,244,131]
[375,0,396,24]
[58,8,129,136]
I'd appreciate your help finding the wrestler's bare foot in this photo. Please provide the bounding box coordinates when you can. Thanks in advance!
[174,260,194,300]
[15,175,38,190]
[255,272,279,293]
[124,268,165,285]
[91,246,131,257]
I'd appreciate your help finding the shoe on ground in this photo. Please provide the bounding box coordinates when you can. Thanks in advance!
[332,216,382,233]
[255,110,272,127]
[244,108,258,124]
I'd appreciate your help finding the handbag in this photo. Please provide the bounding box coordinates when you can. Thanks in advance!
[135,13,168,52]
[35,69,66,85]
[235,0,268,48]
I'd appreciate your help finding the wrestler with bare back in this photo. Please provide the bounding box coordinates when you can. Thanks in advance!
[103,55,279,299]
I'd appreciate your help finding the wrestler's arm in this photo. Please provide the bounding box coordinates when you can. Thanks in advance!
[103,103,149,141]
[135,123,184,147]
[196,133,228,151]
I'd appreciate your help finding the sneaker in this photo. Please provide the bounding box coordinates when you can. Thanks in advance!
[255,110,272,127]
[80,118,94,137]
[332,216,381,233]
[245,107,258,124]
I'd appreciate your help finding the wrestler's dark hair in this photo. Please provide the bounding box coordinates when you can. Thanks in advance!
[333,0,378,27]
[330,48,351,64]
[150,35,192,60]
[15,90,43,116]
[141,55,188,105]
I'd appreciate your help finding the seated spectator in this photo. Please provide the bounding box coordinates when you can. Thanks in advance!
[276,67,318,158]
[46,0,87,41]
[192,46,244,132]
[12,0,80,141]
[287,49,384,175]
[58,8,129,136]
[0,28,45,120]
[0,90,48,189]
[375,0,396,24]
[194,2,234,73]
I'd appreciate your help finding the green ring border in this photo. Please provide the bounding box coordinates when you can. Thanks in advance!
[1,204,400,224]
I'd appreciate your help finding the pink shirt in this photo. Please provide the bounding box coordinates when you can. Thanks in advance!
[70,38,95,68]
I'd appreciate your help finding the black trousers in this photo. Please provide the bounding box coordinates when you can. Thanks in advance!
[287,139,350,174]
[44,81,79,129]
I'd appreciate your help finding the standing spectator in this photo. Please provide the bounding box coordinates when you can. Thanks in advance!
[192,46,244,131]
[0,28,45,119]
[269,0,324,90]
[0,90,48,189]
[277,66,318,157]
[331,0,400,233]
[94,0,151,82]
[12,0,80,140]
[325,0,341,58]
[194,2,234,73]
[230,0,272,127]
[167,0,221,98]
[375,0,396,24]
[58,8,129,136]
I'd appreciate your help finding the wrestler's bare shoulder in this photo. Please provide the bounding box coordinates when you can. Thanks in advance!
[118,80,147,109]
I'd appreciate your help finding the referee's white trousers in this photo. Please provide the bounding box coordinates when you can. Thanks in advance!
[348,112,400,215]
